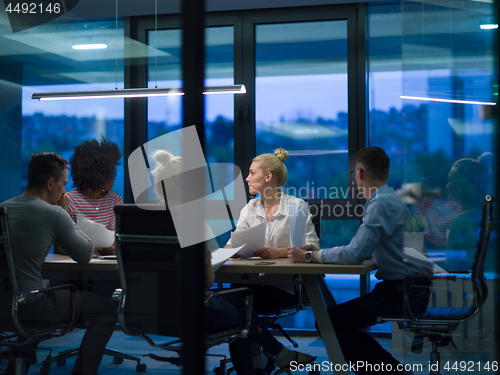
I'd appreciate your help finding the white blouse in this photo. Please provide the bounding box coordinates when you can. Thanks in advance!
[226,192,320,249]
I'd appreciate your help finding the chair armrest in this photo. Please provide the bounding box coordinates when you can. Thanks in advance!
[15,284,77,336]
[207,287,254,334]
[112,288,123,302]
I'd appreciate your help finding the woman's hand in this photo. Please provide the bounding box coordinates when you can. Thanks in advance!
[254,246,285,259]
[96,245,115,256]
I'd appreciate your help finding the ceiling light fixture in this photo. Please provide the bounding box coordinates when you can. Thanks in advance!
[479,19,498,30]
[72,44,108,50]
[32,84,246,101]
[33,0,246,101]
[401,96,496,106]
[480,24,498,30]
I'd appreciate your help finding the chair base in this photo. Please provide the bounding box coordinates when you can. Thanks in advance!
[263,319,299,348]
[41,347,147,375]
[424,334,456,375]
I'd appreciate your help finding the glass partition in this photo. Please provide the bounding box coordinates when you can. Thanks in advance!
[368,1,497,275]
[0,19,125,198]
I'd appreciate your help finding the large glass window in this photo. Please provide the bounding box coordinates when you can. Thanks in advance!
[0,20,125,198]
[368,1,497,275]
[255,21,348,200]
[147,26,235,164]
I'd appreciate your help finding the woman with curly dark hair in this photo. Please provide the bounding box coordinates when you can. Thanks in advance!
[64,138,123,254]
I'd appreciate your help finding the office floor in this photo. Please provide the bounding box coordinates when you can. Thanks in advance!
[1,329,497,375]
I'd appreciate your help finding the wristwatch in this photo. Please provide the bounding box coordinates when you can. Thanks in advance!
[304,251,313,263]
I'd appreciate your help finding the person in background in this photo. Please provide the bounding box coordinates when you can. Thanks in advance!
[288,146,434,375]
[0,152,117,375]
[410,150,462,251]
[225,148,319,373]
[63,138,123,255]
[152,150,316,375]
[446,156,493,266]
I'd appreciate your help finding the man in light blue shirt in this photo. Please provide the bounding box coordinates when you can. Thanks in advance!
[288,147,433,375]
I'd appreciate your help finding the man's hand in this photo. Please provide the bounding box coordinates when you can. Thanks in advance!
[57,193,70,211]
[287,244,319,263]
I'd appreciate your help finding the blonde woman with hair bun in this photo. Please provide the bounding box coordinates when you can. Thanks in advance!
[227,147,318,258]
[226,148,318,373]
[151,149,317,374]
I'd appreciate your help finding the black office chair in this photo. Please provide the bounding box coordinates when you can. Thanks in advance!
[41,242,146,372]
[0,207,76,375]
[257,201,321,348]
[379,194,497,375]
[40,334,146,373]
[112,204,257,375]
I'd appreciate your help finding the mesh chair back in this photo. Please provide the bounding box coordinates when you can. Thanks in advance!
[114,205,184,338]
[469,194,495,316]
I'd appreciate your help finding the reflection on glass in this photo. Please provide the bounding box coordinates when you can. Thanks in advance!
[18,20,125,197]
[255,21,348,200]
[368,1,496,275]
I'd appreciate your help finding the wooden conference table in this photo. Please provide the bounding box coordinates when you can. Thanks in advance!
[43,254,376,374]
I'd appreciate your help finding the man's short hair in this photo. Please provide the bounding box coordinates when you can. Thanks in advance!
[356,147,390,182]
[26,152,69,191]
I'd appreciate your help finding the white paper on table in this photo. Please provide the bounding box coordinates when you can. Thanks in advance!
[211,245,244,272]
[402,247,446,274]
[231,221,267,258]
[77,214,115,248]
[289,201,308,247]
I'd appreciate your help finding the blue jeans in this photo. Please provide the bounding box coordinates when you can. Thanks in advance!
[319,278,431,375]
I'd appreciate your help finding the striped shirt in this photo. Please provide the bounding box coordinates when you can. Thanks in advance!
[67,190,123,231]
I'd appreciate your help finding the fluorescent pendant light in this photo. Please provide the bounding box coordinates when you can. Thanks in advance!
[72,44,108,50]
[480,24,498,30]
[401,95,496,106]
[32,84,246,101]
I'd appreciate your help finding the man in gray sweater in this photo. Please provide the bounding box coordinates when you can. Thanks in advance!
[0,152,117,375]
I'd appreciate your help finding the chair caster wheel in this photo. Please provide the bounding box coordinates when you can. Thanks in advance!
[136,363,147,372]
[40,365,51,375]
[56,358,66,366]
[113,357,124,364]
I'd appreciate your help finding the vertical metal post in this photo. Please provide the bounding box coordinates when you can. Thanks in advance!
[181,0,206,373]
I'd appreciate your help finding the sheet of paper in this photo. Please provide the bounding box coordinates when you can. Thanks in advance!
[403,247,446,274]
[211,245,244,272]
[230,221,267,258]
[77,214,115,248]
[98,255,117,260]
[289,201,308,247]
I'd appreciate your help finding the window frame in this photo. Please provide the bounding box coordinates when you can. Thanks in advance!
[123,4,367,222]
